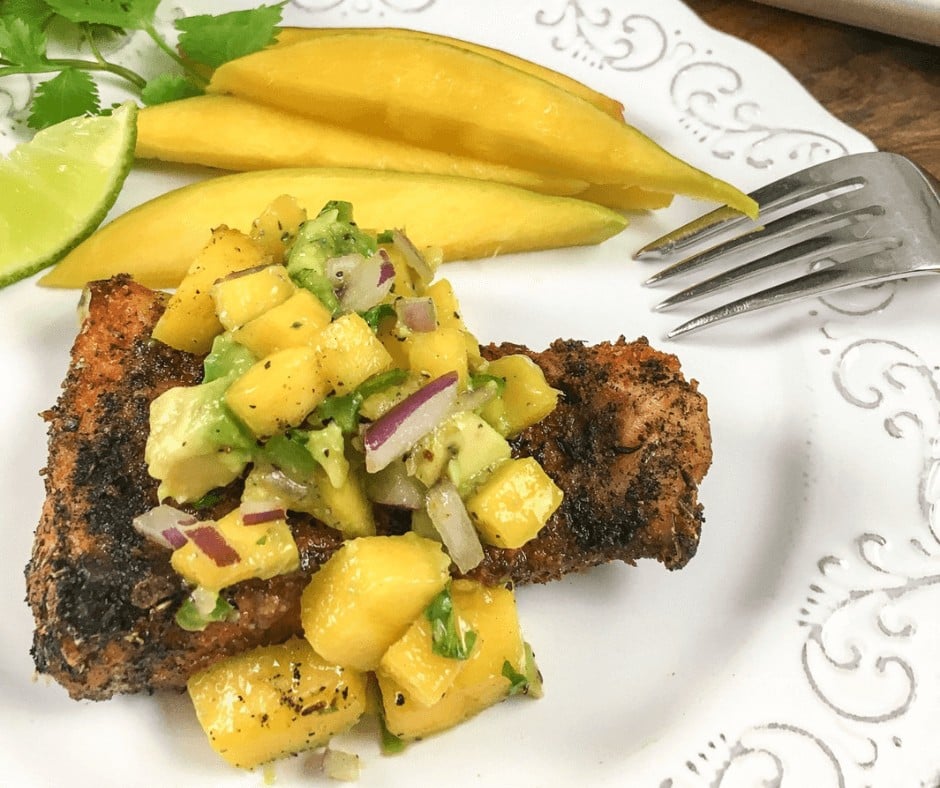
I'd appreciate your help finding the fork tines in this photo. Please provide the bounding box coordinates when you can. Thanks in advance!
[636,151,940,339]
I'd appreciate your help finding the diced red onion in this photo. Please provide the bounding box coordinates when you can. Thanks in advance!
[366,460,427,509]
[425,478,484,573]
[191,586,221,617]
[323,748,361,782]
[240,500,286,525]
[390,229,434,284]
[188,525,241,567]
[132,504,197,550]
[363,371,459,473]
[377,249,395,285]
[327,250,395,313]
[395,296,437,332]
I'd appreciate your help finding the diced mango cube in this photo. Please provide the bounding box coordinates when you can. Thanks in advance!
[249,194,307,260]
[408,326,469,385]
[425,278,483,367]
[381,243,418,298]
[480,354,559,437]
[211,263,295,330]
[378,606,469,707]
[465,457,563,549]
[379,580,526,739]
[188,637,366,769]
[233,289,332,356]
[152,226,268,353]
[301,533,450,671]
[171,507,299,591]
[308,464,376,538]
[225,345,330,436]
[316,312,394,394]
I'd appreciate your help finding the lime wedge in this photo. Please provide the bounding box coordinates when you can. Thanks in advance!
[0,102,137,288]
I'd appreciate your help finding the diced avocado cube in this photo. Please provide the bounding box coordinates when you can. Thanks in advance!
[145,376,253,503]
[305,422,350,488]
[465,457,563,549]
[202,332,257,383]
[407,411,511,493]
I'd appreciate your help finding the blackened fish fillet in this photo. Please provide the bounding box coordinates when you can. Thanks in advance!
[26,276,711,700]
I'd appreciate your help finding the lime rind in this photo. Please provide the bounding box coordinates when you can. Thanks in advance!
[0,102,138,288]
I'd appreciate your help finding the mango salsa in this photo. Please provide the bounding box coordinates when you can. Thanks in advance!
[188,637,367,769]
[379,579,527,740]
[170,507,299,591]
[301,533,451,671]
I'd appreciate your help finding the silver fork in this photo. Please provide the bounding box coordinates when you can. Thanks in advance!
[635,151,940,339]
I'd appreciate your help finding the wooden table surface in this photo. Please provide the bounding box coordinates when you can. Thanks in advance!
[686,0,940,178]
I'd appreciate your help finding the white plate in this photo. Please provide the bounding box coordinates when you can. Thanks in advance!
[2,1,938,786]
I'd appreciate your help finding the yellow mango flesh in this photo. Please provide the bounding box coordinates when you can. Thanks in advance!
[170,508,299,592]
[41,168,627,289]
[211,263,295,331]
[187,637,366,769]
[232,288,333,356]
[378,608,468,707]
[407,326,469,386]
[136,95,588,197]
[379,579,526,740]
[151,226,268,353]
[249,193,308,259]
[300,533,451,671]
[273,27,625,120]
[225,345,331,437]
[315,312,394,395]
[208,36,756,216]
[480,353,560,437]
[465,457,564,549]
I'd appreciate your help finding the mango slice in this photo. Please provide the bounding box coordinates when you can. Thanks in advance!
[41,168,627,289]
[208,35,756,216]
[136,95,588,197]
[272,26,625,121]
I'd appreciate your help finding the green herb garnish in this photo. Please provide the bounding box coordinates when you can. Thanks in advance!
[0,1,285,129]
[360,302,396,332]
[502,660,528,695]
[469,372,507,395]
[425,587,477,661]
[175,590,236,632]
[316,368,409,434]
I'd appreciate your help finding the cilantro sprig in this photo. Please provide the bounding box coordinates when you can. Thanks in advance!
[0,0,285,129]
[425,587,477,661]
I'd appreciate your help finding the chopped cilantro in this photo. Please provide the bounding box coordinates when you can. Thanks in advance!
[502,660,528,695]
[262,431,317,479]
[425,587,477,661]
[191,488,225,511]
[469,372,507,395]
[175,591,236,632]
[316,369,408,434]
[360,302,396,332]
